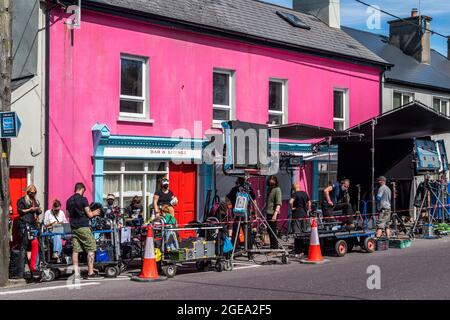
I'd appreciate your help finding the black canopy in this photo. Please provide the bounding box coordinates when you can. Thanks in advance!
[331,101,450,143]
[271,123,363,141]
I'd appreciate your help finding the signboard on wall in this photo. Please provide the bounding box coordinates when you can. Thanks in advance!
[103,146,202,160]
[0,112,21,138]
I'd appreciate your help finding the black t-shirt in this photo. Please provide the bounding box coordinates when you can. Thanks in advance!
[226,185,256,209]
[17,196,39,225]
[155,189,174,206]
[126,204,144,219]
[66,193,90,229]
[292,191,310,218]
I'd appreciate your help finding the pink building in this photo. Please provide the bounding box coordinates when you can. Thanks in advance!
[47,0,388,226]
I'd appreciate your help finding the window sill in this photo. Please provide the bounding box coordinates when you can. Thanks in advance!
[212,122,225,130]
[117,116,155,124]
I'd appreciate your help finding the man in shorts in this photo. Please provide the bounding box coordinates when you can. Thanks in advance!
[66,182,101,279]
[375,176,392,239]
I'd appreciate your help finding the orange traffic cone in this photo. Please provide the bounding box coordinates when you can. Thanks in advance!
[301,218,329,264]
[131,226,167,282]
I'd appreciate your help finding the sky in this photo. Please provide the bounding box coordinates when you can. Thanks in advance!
[262,0,450,56]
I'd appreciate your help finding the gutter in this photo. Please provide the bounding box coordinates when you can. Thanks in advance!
[386,78,450,95]
[57,0,392,71]
[44,2,52,209]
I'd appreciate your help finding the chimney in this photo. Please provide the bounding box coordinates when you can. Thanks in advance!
[293,0,340,29]
[447,36,450,60]
[388,9,432,64]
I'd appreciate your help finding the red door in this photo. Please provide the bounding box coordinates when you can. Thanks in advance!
[9,168,28,247]
[169,164,197,239]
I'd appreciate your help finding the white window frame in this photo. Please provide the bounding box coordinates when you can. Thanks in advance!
[433,96,450,116]
[119,54,149,119]
[393,91,414,109]
[213,69,235,127]
[268,78,288,126]
[103,160,169,219]
[333,88,349,130]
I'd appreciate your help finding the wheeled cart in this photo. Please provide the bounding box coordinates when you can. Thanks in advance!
[296,228,376,257]
[38,221,122,282]
[153,222,232,278]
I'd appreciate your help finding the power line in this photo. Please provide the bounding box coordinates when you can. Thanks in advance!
[355,0,448,39]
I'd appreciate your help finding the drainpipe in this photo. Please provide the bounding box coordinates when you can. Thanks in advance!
[44,2,51,210]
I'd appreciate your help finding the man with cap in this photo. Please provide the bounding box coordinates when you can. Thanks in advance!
[153,178,178,218]
[322,178,354,227]
[104,194,118,219]
[376,176,392,238]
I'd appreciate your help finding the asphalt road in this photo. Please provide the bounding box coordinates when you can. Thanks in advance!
[1,237,450,300]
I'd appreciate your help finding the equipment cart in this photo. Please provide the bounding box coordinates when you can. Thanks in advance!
[153,221,231,278]
[39,220,122,282]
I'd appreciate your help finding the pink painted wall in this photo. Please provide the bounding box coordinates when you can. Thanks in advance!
[48,9,381,205]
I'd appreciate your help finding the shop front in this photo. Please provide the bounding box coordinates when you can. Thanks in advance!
[92,124,206,224]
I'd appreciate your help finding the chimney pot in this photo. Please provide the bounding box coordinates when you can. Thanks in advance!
[293,0,341,29]
[411,8,418,17]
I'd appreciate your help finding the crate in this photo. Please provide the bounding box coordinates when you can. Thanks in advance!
[205,241,216,258]
[389,239,412,249]
[376,239,389,251]
[168,250,185,261]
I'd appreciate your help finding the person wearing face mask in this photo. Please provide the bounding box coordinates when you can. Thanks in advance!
[103,194,119,219]
[322,178,354,227]
[153,178,178,218]
[265,175,282,251]
[17,185,42,278]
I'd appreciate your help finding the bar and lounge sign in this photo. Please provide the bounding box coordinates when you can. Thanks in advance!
[103,145,202,160]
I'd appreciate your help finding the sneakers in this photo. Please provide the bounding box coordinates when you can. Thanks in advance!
[83,273,104,280]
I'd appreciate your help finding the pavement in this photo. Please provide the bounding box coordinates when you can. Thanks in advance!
[1,237,450,300]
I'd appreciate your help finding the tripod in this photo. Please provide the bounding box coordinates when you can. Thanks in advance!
[229,175,289,265]
[411,177,450,236]
[389,181,412,238]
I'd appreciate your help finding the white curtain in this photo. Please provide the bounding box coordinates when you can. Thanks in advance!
[103,174,120,197]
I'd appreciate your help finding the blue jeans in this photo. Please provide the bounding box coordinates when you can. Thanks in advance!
[52,235,63,255]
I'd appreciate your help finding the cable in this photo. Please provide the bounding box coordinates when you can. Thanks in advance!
[355,0,448,39]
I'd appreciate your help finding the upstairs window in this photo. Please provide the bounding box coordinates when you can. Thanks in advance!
[393,91,413,109]
[120,55,147,117]
[433,97,449,116]
[268,79,288,125]
[213,69,235,124]
[333,89,348,131]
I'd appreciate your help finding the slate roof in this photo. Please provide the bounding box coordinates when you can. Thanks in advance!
[80,0,389,67]
[343,26,450,93]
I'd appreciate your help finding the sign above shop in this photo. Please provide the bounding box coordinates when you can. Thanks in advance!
[103,146,202,160]
[0,111,21,138]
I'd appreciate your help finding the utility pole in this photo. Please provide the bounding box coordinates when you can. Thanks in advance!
[0,0,12,287]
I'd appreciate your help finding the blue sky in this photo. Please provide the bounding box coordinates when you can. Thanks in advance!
[263,0,450,56]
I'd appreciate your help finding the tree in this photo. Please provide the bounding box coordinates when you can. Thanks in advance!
[0,0,12,287]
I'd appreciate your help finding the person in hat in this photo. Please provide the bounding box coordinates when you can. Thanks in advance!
[103,194,119,219]
[375,176,392,239]
[153,178,178,218]
[322,178,354,227]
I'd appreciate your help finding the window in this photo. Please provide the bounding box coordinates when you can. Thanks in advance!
[103,160,168,219]
[393,91,413,109]
[213,69,235,124]
[333,89,348,131]
[120,55,147,117]
[276,11,311,29]
[268,79,287,125]
[317,162,337,204]
[433,97,449,116]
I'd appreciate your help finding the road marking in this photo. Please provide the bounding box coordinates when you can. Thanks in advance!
[233,264,261,270]
[0,282,100,296]
[83,276,131,282]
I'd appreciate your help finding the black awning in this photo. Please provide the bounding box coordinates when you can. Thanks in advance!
[332,101,450,143]
[270,123,362,141]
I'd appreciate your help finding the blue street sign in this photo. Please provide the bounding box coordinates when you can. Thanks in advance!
[0,111,21,138]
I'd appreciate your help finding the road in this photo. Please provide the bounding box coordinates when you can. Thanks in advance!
[1,237,450,300]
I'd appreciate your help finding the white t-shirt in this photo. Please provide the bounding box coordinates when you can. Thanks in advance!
[43,209,68,226]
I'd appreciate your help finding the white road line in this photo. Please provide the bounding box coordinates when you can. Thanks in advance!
[233,265,261,270]
[0,282,100,296]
